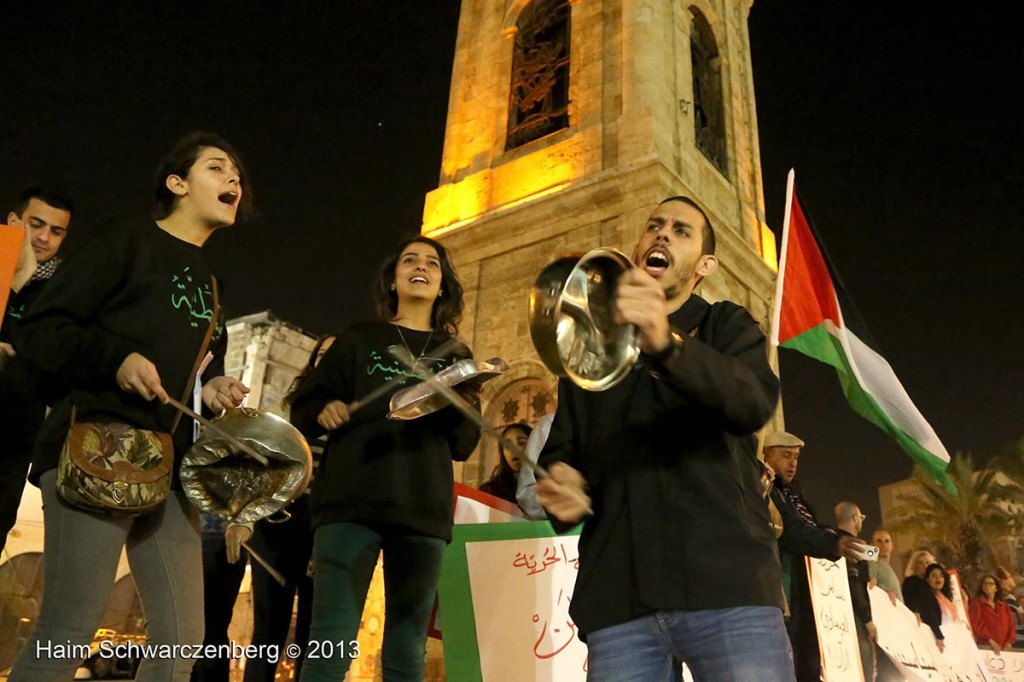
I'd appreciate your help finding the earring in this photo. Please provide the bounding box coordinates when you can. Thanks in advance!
[438,290,444,298]
[390,284,396,291]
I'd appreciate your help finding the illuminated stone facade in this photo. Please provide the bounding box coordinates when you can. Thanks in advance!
[224,311,318,418]
[426,0,780,486]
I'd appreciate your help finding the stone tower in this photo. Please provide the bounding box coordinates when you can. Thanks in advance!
[424,0,778,484]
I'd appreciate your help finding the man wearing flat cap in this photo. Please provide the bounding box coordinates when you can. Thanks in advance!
[763,432,865,682]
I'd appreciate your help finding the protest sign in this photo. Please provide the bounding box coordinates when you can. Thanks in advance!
[438,521,584,681]
[0,225,25,334]
[807,557,865,681]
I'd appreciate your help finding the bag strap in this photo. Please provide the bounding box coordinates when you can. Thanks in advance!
[171,277,220,432]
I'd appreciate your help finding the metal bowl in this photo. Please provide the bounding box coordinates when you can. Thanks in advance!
[181,407,312,523]
[388,357,507,421]
[529,248,640,391]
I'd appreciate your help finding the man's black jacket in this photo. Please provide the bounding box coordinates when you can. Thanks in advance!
[540,294,783,637]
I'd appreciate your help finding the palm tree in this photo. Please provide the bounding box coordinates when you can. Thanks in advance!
[890,452,1021,589]
[992,439,1024,576]
[993,438,1024,495]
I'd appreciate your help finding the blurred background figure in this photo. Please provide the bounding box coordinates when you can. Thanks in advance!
[479,422,531,508]
[969,574,1016,654]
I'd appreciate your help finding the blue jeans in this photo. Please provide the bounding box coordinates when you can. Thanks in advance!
[586,606,795,682]
[299,522,446,682]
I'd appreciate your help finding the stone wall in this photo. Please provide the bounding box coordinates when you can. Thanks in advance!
[426,1,784,481]
[224,311,318,418]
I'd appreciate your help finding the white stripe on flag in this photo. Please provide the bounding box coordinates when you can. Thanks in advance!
[833,322,950,464]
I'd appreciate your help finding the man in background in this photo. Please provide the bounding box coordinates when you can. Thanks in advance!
[764,431,862,682]
[835,501,876,680]
[0,185,73,551]
[869,528,907,681]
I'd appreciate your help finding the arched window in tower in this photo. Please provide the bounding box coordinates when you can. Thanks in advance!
[690,9,728,173]
[506,0,571,150]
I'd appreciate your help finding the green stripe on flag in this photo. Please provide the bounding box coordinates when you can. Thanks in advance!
[782,324,954,493]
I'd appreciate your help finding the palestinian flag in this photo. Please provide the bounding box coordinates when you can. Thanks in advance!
[770,170,951,489]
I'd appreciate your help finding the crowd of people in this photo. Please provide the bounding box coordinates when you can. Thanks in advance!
[2,134,1021,682]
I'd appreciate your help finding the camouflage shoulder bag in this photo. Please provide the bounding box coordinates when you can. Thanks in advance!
[56,278,219,515]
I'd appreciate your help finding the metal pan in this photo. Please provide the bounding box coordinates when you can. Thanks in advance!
[181,407,312,524]
[529,247,640,391]
[387,357,507,421]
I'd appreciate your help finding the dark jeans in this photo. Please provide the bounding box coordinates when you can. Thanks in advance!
[244,497,314,682]
[787,567,822,682]
[299,521,446,682]
[191,531,247,682]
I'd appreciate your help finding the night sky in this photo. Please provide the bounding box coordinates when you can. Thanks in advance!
[3,3,1020,529]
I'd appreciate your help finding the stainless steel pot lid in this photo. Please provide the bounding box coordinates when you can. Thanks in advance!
[529,248,640,391]
[387,357,507,421]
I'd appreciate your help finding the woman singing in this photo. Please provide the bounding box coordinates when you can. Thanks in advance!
[11,132,251,681]
[290,236,480,681]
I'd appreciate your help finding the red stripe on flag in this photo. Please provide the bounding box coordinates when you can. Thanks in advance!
[779,194,842,344]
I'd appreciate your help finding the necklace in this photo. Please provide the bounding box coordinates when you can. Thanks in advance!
[392,323,434,369]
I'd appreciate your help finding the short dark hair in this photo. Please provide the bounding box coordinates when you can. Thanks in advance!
[373,236,465,336]
[658,196,716,255]
[152,132,253,220]
[13,185,74,218]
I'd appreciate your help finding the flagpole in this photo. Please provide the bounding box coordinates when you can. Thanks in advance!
[769,169,796,347]
[758,170,796,456]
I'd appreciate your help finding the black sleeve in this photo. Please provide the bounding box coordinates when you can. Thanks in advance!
[652,304,779,434]
[434,391,481,462]
[902,576,925,607]
[15,223,144,386]
[849,560,873,624]
[289,331,356,438]
[774,490,841,559]
[915,595,944,640]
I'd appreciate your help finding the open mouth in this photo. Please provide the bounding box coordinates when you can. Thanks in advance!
[218,191,239,207]
[643,249,671,276]
[409,276,429,284]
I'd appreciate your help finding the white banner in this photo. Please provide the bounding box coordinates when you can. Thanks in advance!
[979,649,1024,682]
[807,557,866,681]
[869,585,955,681]
[466,536,587,681]
[940,621,990,682]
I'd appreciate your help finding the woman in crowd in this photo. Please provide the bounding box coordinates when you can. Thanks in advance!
[11,132,251,681]
[290,236,480,682]
[479,422,532,506]
[907,563,957,652]
[902,549,936,606]
[969,574,1016,653]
